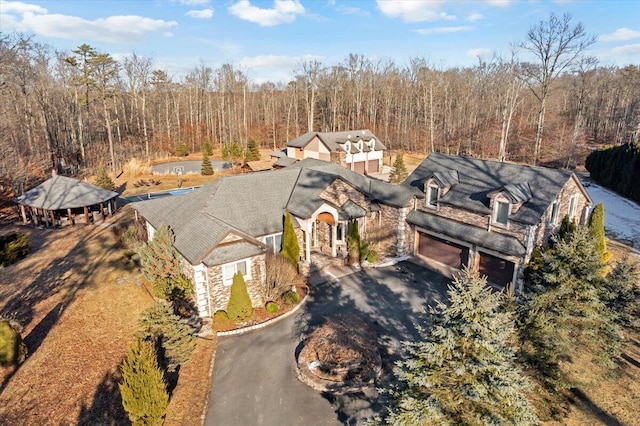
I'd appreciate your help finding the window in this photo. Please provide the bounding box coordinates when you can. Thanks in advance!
[345,142,350,152]
[548,201,559,225]
[264,233,282,254]
[222,259,250,286]
[427,184,440,208]
[494,200,510,226]
[336,223,346,242]
[568,195,578,220]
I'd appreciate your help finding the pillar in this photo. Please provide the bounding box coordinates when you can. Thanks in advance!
[84,206,89,224]
[396,207,407,257]
[305,222,312,263]
[107,200,113,216]
[49,210,56,227]
[20,205,27,224]
[67,208,74,225]
[100,202,105,219]
[31,208,38,226]
[331,224,337,257]
[44,209,50,227]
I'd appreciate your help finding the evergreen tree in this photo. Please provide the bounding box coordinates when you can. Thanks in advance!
[588,203,612,268]
[201,151,214,176]
[138,224,194,300]
[556,215,577,244]
[119,339,168,426]
[518,226,621,391]
[226,272,253,322]
[602,260,640,328]
[175,142,188,157]
[202,139,213,156]
[387,268,537,426]
[280,211,300,267]
[0,320,27,366]
[222,141,243,168]
[94,166,116,191]
[137,302,196,372]
[389,154,408,184]
[346,219,361,264]
[245,138,261,161]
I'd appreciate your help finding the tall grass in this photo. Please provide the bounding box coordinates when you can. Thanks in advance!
[122,158,151,177]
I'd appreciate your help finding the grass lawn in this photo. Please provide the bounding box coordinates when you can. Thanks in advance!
[0,210,216,425]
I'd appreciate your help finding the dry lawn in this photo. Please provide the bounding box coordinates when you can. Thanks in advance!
[0,215,154,424]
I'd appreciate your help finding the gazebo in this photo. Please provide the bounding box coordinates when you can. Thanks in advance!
[14,175,119,227]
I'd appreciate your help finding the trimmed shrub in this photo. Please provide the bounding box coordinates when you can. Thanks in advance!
[120,339,168,426]
[226,272,253,322]
[265,301,278,314]
[589,203,612,271]
[93,166,116,191]
[282,290,300,307]
[212,310,235,332]
[0,320,27,366]
[213,310,229,321]
[201,151,214,176]
[1,233,31,266]
[175,142,189,157]
[280,211,300,267]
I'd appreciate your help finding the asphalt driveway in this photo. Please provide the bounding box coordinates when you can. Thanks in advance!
[206,261,450,425]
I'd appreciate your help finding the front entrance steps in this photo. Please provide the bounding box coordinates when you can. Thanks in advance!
[300,249,356,286]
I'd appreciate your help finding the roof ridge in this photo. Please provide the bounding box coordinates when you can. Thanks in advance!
[284,167,305,212]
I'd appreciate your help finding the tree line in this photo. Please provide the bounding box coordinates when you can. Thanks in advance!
[1,13,639,190]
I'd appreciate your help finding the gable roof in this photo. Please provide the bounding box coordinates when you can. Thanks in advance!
[405,153,576,225]
[285,129,386,151]
[133,158,413,265]
[14,175,118,210]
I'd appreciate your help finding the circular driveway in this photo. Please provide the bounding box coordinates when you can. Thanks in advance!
[206,261,450,425]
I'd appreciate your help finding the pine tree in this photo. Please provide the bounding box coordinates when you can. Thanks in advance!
[588,203,612,268]
[280,211,299,267]
[201,151,214,176]
[387,268,537,426]
[119,339,168,426]
[94,166,116,191]
[245,138,261,162]
[175,142,188,157]
[226,272,253,322]
[0,320,27,366]
[138,224,194,300]
[602,260,640,328]
[519,226,621,390]
[389,154,408,184]
[202,139,213,156]
[222,141,243,168]
[137,302,196,372]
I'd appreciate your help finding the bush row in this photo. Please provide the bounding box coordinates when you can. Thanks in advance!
[585,141,640,203]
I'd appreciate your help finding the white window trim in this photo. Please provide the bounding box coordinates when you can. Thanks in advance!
[222,258,251,287]
[426,183,440,209]
[263,232,283,254]
[568,195,578,220]
[548,200,560,225]
[493,200,510,227]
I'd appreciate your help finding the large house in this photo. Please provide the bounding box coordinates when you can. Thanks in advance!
[279,129,387,175]
[132,153,592,318]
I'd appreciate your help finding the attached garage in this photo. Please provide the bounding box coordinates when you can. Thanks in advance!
[417,232,469,269]
[478,252,515,289]
[367,159,379,173]
[352,161,366,174]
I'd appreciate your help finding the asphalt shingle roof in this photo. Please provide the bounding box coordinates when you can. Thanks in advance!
[406,210,526,256]
[404,153,574,225]
[285,129,387,151]
[14,175,118,210]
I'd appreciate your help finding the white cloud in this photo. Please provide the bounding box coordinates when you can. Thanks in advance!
[376,0,454,22]
[467,13,483,22]
[186,8,214,19]
[228,0,305,27]
[1,1,177,43]
[413,26,473,35]
[336,5,370,17]
[599,28,640,43]
[467,48,493,58]
[239,54,324,83]
[485,0,512,7]
[611,43,640,55]
[173,0,211,5]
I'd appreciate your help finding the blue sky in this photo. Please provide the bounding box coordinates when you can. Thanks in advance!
[2,0,639,84]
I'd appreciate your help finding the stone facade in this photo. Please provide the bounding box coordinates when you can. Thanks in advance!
[320,178,367,208]
[205,254,266,314]
[329,151,347,168]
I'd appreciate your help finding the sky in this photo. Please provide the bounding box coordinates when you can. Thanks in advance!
[1,0,639,84]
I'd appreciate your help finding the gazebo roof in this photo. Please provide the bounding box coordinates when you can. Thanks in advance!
[14,175,118,210]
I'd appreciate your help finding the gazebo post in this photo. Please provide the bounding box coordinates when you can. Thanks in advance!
[67,208,74,225]
[107,199,113,216]
[20,205,28,224]
[84,206,89,224]
[44,210,50,227]
[31,208,39,226]
[49,210,56,227]
[100,202,105,220]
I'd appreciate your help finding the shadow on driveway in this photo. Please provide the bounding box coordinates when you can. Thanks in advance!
[207,261,450,426]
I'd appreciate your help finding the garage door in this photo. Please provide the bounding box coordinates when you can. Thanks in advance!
[353,161,366,174]
[367,159,379,173]
[478,252,515,289]
[418,232,469,269]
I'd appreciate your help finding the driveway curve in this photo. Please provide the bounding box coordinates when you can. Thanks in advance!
[206,261,450,425]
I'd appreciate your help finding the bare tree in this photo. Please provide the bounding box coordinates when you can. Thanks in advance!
[519,13,595,164]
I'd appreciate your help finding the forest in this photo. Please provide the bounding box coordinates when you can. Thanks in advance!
[1,13,639,191]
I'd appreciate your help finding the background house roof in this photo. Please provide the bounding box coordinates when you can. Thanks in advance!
[405,153,575,225]
[14,175,118,210]
[285,129,386,151]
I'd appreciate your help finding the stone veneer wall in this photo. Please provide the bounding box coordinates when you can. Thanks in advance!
[329,151,348,168]
[364,204,403,258]
[205,254,266,313]
[320,179,367,208]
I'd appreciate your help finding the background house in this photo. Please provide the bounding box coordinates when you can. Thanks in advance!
[403,153,593,294]
[284,130,386,175]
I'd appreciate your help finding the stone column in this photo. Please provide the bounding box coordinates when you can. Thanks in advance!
[396,207,407,257]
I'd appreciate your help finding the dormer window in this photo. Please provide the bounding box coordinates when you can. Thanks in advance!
[358,141,363,151]
[427,183,440,208]
[494,200,510,226]
[369,139,375,151]
[345,142,350,152]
